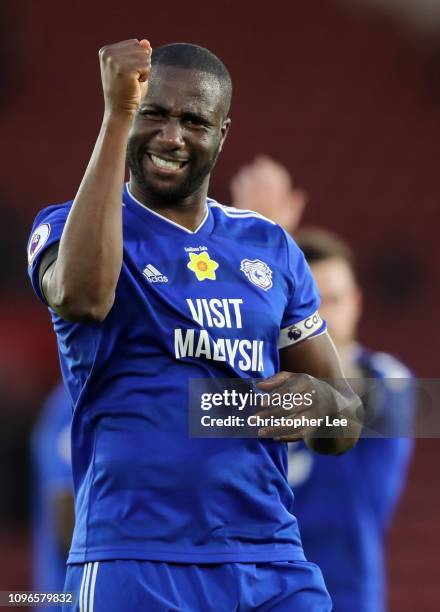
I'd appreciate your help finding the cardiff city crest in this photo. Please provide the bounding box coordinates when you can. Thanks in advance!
[240,259,273,291]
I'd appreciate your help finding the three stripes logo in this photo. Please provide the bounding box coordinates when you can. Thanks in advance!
[79,561,99,612]
[142,264,169,283]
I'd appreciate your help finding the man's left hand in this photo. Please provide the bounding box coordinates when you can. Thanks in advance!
[255,371,359,445]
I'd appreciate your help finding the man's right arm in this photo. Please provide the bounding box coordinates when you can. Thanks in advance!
[43,39,151,323]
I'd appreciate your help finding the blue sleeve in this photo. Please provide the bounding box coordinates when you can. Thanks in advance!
[279,231,326,349]
[358,437,413,533]
[27,203,72,303]
[44,422,72,489]
[31,382,73,490]
[360,377,416,531]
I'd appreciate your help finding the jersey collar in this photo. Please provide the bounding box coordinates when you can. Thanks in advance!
[123,183,214,236]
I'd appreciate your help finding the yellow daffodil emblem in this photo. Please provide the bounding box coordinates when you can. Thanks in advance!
[187,251,219,281]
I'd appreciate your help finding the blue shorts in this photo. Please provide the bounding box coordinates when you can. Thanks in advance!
[63,559,332,611]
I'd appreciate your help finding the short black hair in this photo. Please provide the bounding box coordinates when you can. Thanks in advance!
[295,227,356,275]
[152,43,232,116]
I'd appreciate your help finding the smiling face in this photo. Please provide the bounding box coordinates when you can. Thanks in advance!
[127,65,230,206]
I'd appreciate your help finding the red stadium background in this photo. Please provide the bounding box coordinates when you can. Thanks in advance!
[0,0,439,609]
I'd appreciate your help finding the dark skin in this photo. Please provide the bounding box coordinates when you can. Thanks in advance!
[42,40,230,322]
[127,66,230,225]
[40,38,361,454]
[42,40,153,323]
[259,334,362,453]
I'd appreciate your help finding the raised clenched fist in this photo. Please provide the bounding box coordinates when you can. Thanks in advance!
[99,39,152,117]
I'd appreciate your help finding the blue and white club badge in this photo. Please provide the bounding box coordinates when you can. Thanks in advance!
[28,223,51,265]
[240,259,273,291]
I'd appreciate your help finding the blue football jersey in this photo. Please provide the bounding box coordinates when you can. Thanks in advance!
[27,184,325,565]
[288,348,415,612]
[31,382,73,609]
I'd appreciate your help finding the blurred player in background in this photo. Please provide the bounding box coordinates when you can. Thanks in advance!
[232,157,415,612]
[230,155,307,235]
[289,229,414,612]
[31,382,74,612]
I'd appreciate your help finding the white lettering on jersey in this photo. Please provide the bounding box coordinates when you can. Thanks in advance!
[175,329,195,357]
[174,329,264,372]
[225,339,239,364]
[186,299,243,329]
[176,298,264,372]
[195,330,212,359]
[212,338,227,361]
[210,299,225,327]
[184,246,208,253]
[238,340,252,371]
[143,264,168,283]
[278,311,324,349]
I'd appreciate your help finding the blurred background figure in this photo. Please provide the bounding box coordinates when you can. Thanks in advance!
[232,157,415,612]
[31,382,74,611]
[288,230,414,612]
[230,156,307,232]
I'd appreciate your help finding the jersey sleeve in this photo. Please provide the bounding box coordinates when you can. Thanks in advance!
[357,352,415,530]
[278,230,326,349]
[27,202,72,304]
[359,380,415,530]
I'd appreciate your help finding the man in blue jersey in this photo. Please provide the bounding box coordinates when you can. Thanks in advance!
[31,382,74,612]
[287,230,414,612]
[27,39,362,610]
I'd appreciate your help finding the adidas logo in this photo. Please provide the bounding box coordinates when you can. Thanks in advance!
[142,264,169,283]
